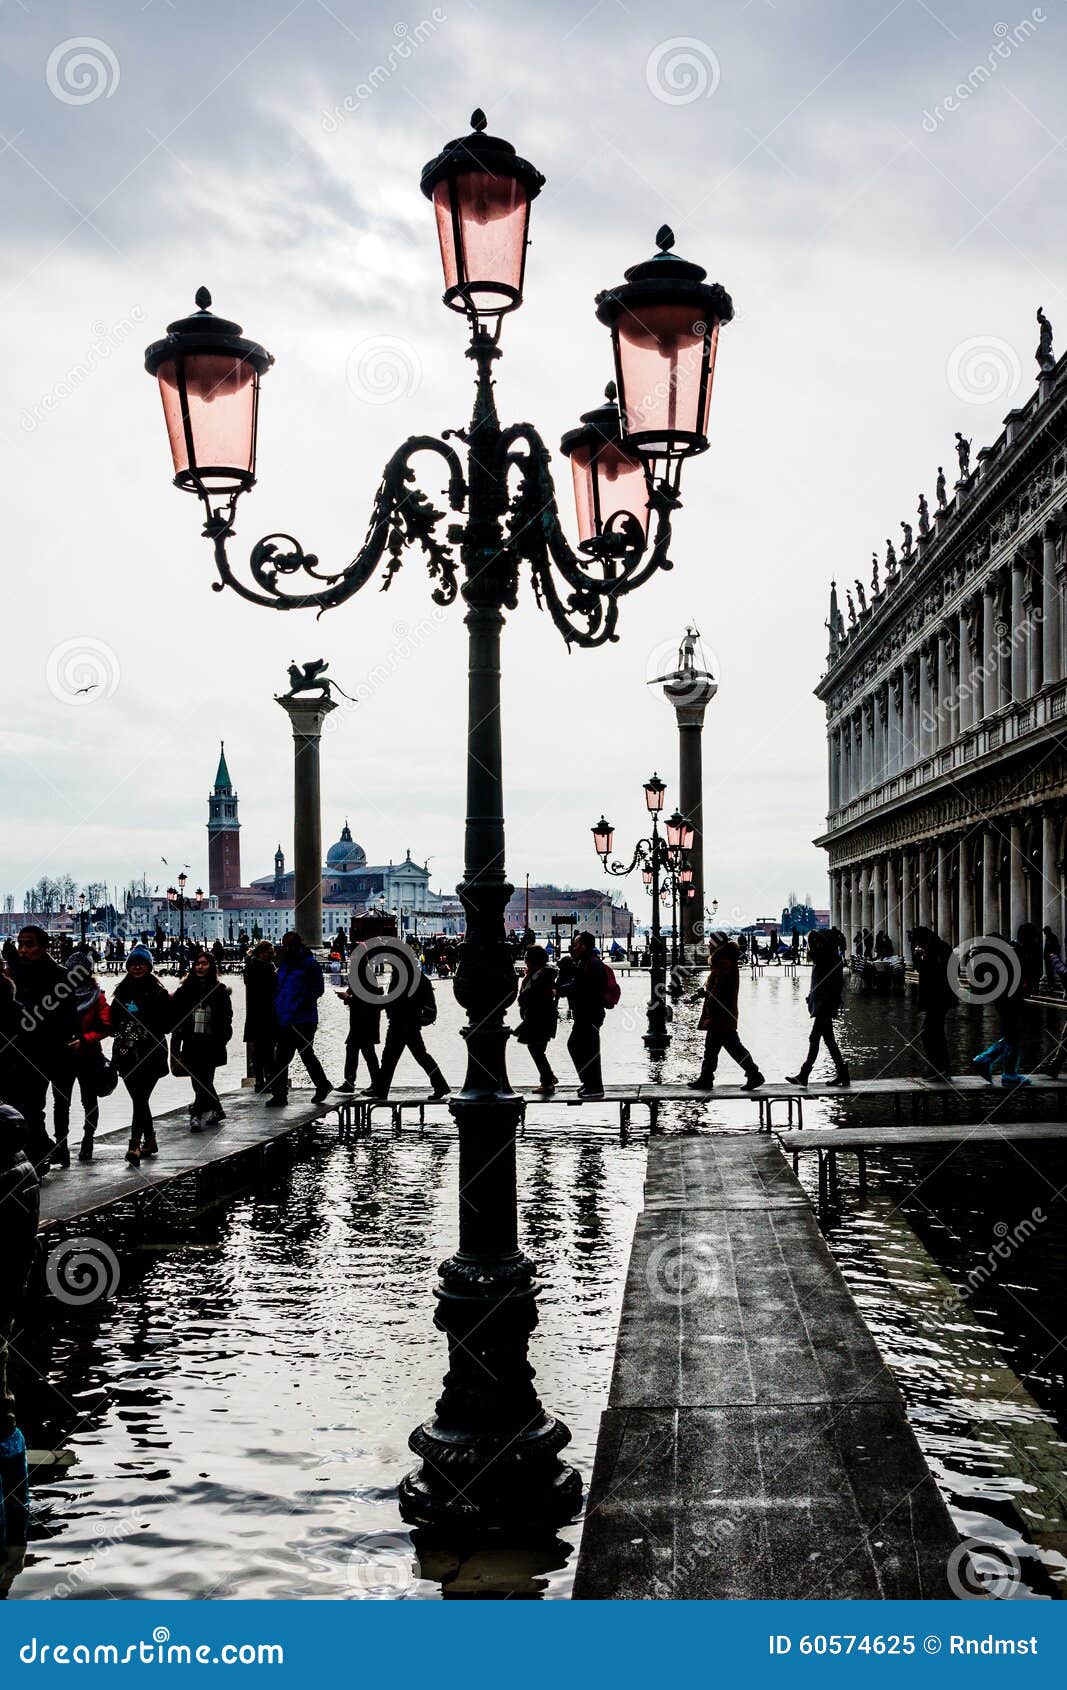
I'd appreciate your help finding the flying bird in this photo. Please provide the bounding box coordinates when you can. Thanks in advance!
[74,683,98,695]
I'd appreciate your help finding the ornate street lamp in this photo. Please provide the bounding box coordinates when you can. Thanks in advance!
[664,809,694,853]
[145,110,731,1538]
[561,384,650,558]
[592,772,675,1053]
[595,225,733,484]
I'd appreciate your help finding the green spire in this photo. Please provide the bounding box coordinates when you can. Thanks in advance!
[214,740,233,793]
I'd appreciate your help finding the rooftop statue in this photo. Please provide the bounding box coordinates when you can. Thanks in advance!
[918,491,931,535]
[846,589,857,626]
[900,520,913,557]
[1037,305,1055,375]
[854,580,868,615]
[954,432,971,478]
[936,466,947,509]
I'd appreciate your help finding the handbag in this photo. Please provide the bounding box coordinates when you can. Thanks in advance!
[93,1047,119,1097]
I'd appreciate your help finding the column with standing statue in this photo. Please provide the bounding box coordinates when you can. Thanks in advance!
[652,628,718,962]
[275,660,340,948]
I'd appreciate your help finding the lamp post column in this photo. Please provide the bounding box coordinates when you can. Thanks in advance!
[646,817,669,1054]
[275,693,338,948]
[657,648,717,962]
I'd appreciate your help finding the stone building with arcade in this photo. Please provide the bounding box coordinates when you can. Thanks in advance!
[815,318,1067,954]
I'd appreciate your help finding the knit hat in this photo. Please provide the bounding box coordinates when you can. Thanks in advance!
[707,930,729,948]
[127,943,154,969]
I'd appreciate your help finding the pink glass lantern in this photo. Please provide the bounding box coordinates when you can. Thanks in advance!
[592,817,614,859]
[644,773,666,813]
[421,110,544,318]
[595,227,733,464]
[145,288,272,497]
[561,385,651,556]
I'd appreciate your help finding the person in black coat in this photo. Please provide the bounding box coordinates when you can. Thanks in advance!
[910,925,954,1081]
[170,953,233,1129]
[0,1102,38,1545]
[515,945,559,1091]
[338,939,382,1094]
[242,941,278,1093]
[368,958,448,1100]
[4,926,79,1170]
[110,945,174,1166]
[786,929,850,1086]
[556,932,607,1098]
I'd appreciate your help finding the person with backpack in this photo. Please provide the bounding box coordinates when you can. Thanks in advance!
[973,923,1043,1087]
[266,931,334,1106]
[367,961,448,1101]
[110,945,174,1167]
[909,926,954,1081]
[515,945,559,1091]
[557,931,614,1099]
[63,950,116,1163]
[242,940,278,1093]
[686,931,765,1091]
[786,928,849,1087]
[337,934,383,1095]
[170,952,233,1130]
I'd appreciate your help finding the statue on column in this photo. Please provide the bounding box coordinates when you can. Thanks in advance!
[954,432,971,479]
[1036,305,1055,375]
[900,520,913,558]
[677,627,698,672]
[918,492,930,536]
[281,657,355,702]
[936,466,947,509]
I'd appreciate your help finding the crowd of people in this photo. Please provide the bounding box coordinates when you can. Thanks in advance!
[2,915,1066,1179]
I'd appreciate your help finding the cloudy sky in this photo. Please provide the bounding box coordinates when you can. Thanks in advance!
[1,0,1062,923]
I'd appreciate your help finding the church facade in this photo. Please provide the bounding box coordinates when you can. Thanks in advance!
[816,331,1067,954]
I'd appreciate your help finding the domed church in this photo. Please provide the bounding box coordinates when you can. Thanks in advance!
[251,818,430,913]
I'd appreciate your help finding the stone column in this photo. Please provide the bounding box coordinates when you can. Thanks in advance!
[1009,816,1027,936]
[1025,554,1042,696]
[275,691,338,948]
[885,853,900,952]
[658,660,717,961]
[1041,807,1061,936]
[982,825,1000,936]
[871,858,885,938]
[957,835,972,946]
[982,579,999,716]
[1043,521,1062,687]
[1011,555,1028,702]
[919,642,935,759]
[936,839,953,940]
[902,661,916,766]
[887,673,901,775]
[958,604,972,734]
[917,846,932,929]
[936,626,951,751]
[900,848,913,940]
[828,726,839,811]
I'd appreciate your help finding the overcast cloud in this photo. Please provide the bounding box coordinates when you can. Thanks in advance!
[1,0,1063,920]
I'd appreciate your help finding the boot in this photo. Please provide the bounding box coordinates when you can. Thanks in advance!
[742,1068,766,1091]
[826,1066,850,1088]
[685,1073,715,1090]
[427,1068,450,1101]
[51,1139,71,1169]
[125,1140,141,1168]
[785,1070,810,1086]
[142,1130,159,1156]
[77,1134,94,1163]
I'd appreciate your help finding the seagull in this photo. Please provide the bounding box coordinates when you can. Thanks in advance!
[74,683,98,695]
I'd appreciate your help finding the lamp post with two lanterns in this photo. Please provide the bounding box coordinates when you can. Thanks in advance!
[166,872,202,971]
[592,783,694,1055]
[144,108,732,1536]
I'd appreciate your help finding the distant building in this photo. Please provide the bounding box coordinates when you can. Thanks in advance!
[206,743,241,897]
[779,894,829,935]
[503,884,633,946]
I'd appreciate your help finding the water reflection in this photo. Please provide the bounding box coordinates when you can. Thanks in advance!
[11,970,1067,1597]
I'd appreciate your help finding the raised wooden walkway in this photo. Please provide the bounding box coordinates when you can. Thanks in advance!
[776,1119,1067,1209]
[37,1090,338,1232]
[572,1134,960,1599]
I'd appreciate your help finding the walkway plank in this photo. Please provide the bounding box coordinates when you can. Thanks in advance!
[573,1134,959,1600]
[776,1121,1067,1152]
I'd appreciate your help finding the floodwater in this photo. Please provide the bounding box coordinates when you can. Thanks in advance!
[8,967,1067,1599]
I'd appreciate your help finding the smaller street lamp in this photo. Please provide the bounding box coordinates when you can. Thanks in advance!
[77,892,88,948]
[592,772,674,1054]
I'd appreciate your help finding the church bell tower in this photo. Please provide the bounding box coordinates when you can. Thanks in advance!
[207,741,241,896]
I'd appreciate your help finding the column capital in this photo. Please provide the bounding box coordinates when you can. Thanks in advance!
[274,693,340,739]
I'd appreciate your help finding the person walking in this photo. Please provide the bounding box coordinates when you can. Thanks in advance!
[973,923,1043,1086]
[368,961,448,1101]
[242,940,278,1093]
[558,931,610,1099]
[4,926,79,1170]
[909,926,953,1081]
[0,1101,39,1546]
[266,931,334,1106]
[64,951,115,1163]
[515,945,559,1092]
[786,928,850,1087]
[686,931,765,1091]
[110,944,173,1166]
[337,937,382,1095]
[170,953,233,1130]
